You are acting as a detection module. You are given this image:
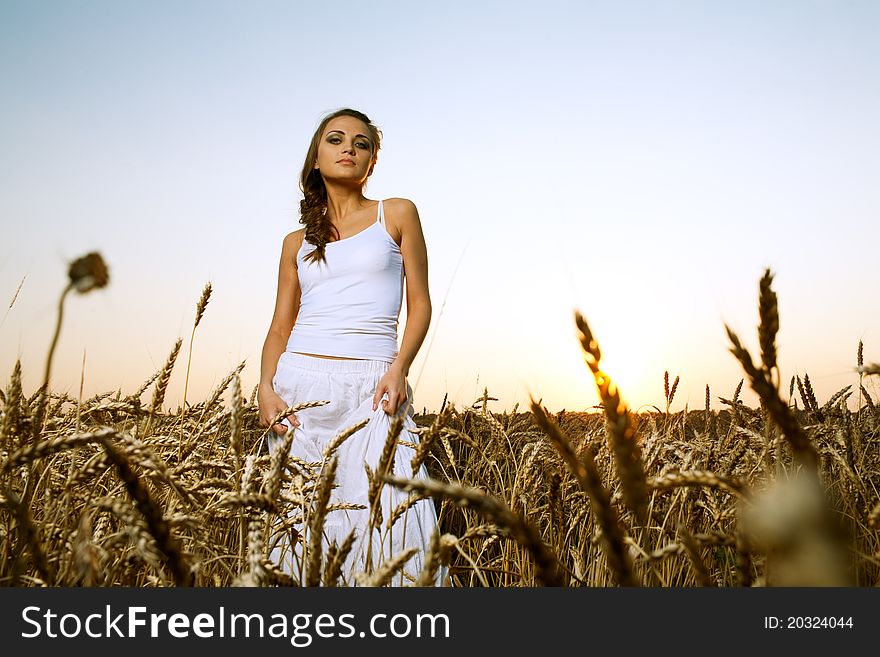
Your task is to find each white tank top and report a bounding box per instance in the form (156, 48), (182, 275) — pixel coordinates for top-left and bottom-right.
(285, 199), (403, 363)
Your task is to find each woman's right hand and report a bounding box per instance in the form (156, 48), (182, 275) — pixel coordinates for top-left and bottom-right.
(257, 387), (300, 436)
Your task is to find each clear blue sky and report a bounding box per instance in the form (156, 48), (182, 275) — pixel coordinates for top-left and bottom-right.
(2, 0), (878, 413)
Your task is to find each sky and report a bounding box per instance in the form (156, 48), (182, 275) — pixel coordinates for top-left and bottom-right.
(1, 0), (878, 415)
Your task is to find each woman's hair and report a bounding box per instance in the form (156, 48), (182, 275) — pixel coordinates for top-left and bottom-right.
(299, 108), (383, 264)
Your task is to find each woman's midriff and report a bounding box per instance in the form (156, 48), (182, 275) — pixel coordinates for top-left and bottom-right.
(291, 351), (367, 361)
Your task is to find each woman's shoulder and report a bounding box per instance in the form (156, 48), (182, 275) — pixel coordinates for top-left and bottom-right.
(382, 197), (418, 213)
(382, 197), (421, 228)
(380, 198), (424, 248)
(283, 228), (306, 248)
(281, 229), (307, 265)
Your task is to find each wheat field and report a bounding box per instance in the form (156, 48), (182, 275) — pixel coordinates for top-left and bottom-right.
(1, 256), (878, 586)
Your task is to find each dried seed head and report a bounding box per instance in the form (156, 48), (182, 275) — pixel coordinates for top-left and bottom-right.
(732, 379), (743, 405)
(668, 375), (680, 406)
(574, 311), (601, 368)
(68, 252), (109, 294)
(194, 282), (212, 328)
(758, 268), (779, 373)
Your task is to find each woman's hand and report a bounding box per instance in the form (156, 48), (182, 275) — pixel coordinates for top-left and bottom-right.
(257, 386), (300, 435)
(373, 366), (408, 415)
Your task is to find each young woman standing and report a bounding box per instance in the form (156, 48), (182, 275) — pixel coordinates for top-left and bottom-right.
(257, 108), (443, 586)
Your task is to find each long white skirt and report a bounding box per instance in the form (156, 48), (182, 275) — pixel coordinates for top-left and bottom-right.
(268, 351), (445, 586)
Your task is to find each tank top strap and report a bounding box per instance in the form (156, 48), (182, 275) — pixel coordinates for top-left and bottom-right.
(377, 199), (385, 227)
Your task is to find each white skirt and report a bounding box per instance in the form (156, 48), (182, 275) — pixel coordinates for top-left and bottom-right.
(268, 351), (445, 586)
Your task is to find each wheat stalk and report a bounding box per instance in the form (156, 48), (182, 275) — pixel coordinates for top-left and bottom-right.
(382, 474), (564, 586)
(306, 455), (338, 587)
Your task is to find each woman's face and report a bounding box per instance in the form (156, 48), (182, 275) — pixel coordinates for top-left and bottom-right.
(315, 115), (375, 185)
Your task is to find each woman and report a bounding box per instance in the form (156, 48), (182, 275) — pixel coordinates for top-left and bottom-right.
(257, 108), (444, 586)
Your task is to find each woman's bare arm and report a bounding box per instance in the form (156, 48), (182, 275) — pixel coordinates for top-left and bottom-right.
(259, 229), (304, 393)
(373, 198), (431, 413)
(392, 198), (431, 376)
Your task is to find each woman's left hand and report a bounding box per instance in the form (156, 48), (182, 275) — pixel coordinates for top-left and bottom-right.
(373, 366), (408, 415)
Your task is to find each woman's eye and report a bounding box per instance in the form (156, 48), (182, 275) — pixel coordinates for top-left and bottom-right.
(357, 142), (369, 149)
